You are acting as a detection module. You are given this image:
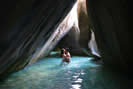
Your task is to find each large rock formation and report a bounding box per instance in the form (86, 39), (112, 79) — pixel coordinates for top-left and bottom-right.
(86, 0), (129, 72)
(0, 0), (76, 79)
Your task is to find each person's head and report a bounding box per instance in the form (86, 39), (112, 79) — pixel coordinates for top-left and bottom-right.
(65, 51), (68, 54)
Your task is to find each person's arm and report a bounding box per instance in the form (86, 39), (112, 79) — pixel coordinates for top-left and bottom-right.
(62, 53), (66, 58)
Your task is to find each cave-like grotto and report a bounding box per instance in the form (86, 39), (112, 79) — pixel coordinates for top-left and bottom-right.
(0, 0), (130, 89)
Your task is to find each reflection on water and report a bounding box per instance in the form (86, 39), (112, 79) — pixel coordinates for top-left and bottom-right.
(74, 78), (83, 83)
(0, 56), (131, 89)
(72, 84), (81, 89)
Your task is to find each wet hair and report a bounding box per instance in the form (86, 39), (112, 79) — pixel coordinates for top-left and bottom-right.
(65, 48), (69, 51)
(61, 48), (64, 54)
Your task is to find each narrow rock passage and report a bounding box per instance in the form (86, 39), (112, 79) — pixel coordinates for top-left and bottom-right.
(0, 56), (130, 89)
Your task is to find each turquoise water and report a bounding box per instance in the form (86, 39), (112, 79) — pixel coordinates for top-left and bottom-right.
(0, 56), (130, 89)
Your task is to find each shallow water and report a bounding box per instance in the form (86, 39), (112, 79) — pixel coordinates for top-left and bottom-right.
(0, 56), (130, 89)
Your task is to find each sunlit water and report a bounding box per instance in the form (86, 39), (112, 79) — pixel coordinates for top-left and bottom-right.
(0, 56), (130, 89)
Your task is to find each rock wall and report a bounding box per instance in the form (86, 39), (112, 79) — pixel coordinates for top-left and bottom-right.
(77, 0), (91, 49)
(86, 0), (129, 72)
(0, 0), (76, 79)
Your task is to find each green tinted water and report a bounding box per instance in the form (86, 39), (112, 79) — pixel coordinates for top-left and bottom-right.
(0, 56), (130, 89)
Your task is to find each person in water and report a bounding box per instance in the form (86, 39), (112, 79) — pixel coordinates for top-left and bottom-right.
(61, 48), (71, 65)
